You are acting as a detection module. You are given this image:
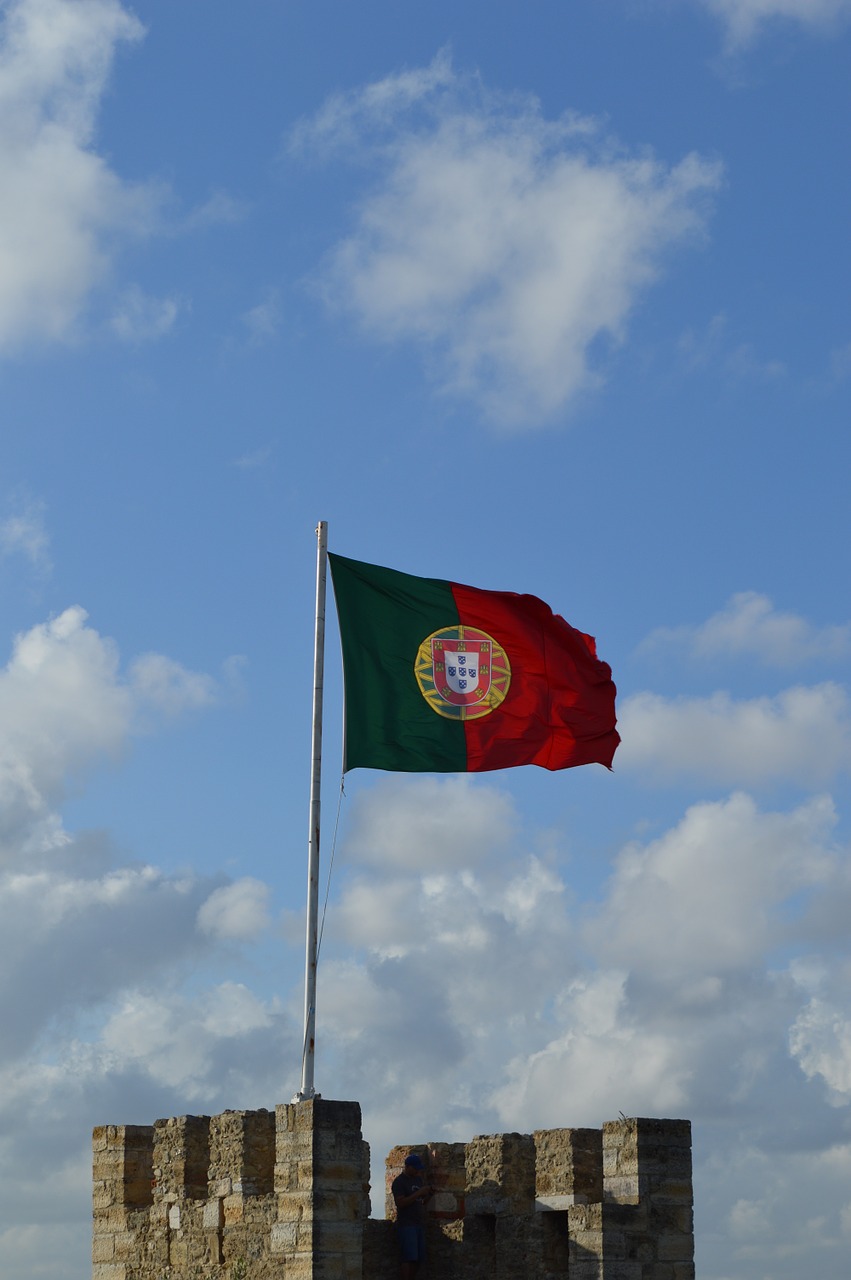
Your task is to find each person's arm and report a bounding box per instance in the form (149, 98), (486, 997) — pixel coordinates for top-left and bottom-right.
(394, 1182), (434, 1208)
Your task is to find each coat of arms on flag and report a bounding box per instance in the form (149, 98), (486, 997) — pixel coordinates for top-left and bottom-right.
(414, 625), (511, 721)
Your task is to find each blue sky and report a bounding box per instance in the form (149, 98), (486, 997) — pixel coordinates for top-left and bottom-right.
(1, 1), (850, 1276)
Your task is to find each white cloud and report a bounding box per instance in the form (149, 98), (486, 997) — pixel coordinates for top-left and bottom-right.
(99, 983), (278, 1095)
(332, 783), (804, 1130)
(0, 0), (160, 351)
(110, 285), (181, 342)
(0, 969), (293, 1274)
(491, 971), (693, 1129)
(233, 444), (274, 469)
(241, 292), (281, 345)
(841, 1199), (851, 1236)
(197, 877), (271, 941)
(0, 607), (131, 855)
(130, 651), (217, 715)
(618, 683), (851, 785)
(0, 606), (218, 859)
(678, 313), (787, 381)
(0, 496), (50, 570)
(308, 778), (579, 1146)
(289, 47), (456, 157)
(643, 591), (851, 666)
(0, 1224), (90, 1280)
(790, 997), (851, 1102)
(592, 791), (837, 977)
(0, 855), (214, 1061)
(725, 341), (786, 380)
(182, 189), (248, 230)
(701, 1143), (851, 1271)
(296, 54), (722, 427)
(699, 0), (851, 48)
(830, 339), (851, 381)
(342, 774), (518, 872)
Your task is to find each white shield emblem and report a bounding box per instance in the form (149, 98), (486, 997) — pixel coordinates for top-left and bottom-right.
(431, 636), (492, 706)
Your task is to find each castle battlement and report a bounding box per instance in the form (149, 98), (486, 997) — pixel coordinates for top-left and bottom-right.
(92, 1100), (693, 1279)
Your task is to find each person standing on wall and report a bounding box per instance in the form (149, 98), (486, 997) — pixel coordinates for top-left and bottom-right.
(391, 1153), (435, 1279)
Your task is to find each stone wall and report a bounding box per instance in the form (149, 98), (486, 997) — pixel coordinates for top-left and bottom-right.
(93, 1103), (693, 1279)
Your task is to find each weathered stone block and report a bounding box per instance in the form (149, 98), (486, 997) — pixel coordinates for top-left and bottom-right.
(658, 1233), (696, 1262)
(94, 1206), (132, 1233)
(270, 1220), (296, 1253)
(604, 1174), (644, 1204)
(315, 1161), (364, 1188)
(153, 1114), (211, 1202)
(597, 1263), (642, 1280)
(91, 1234), (115, 1263)
(316, 1220), (362, 1253)
(466, 1133), (535, 1215)
(535, 1126), (603, 1204)
(569, 1262), (604, 1280)
(92, 1264), (127, 1280)
(223, 1193), (244, 1224)
(277, 1188), (312, 1221)
(111, 1230), (139, 1263)
(92, 1186), (116, 1212)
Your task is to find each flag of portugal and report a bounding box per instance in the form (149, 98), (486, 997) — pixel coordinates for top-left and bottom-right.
(329, 553), (620, 775)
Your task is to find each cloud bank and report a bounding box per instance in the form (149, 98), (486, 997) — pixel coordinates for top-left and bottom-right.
(316, 773), (851, 1279)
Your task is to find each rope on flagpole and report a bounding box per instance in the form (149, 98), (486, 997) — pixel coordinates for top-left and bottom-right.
(296, 772), (345, 1086)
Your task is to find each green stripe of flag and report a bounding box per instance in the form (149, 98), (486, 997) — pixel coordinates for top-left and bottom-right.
(329, 553), (468, 772)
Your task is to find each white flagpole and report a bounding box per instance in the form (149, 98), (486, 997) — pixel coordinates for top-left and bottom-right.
(295, 519), (328, 1101)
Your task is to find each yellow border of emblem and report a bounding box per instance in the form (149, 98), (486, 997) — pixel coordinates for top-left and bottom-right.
(414, 625), (511, 721)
